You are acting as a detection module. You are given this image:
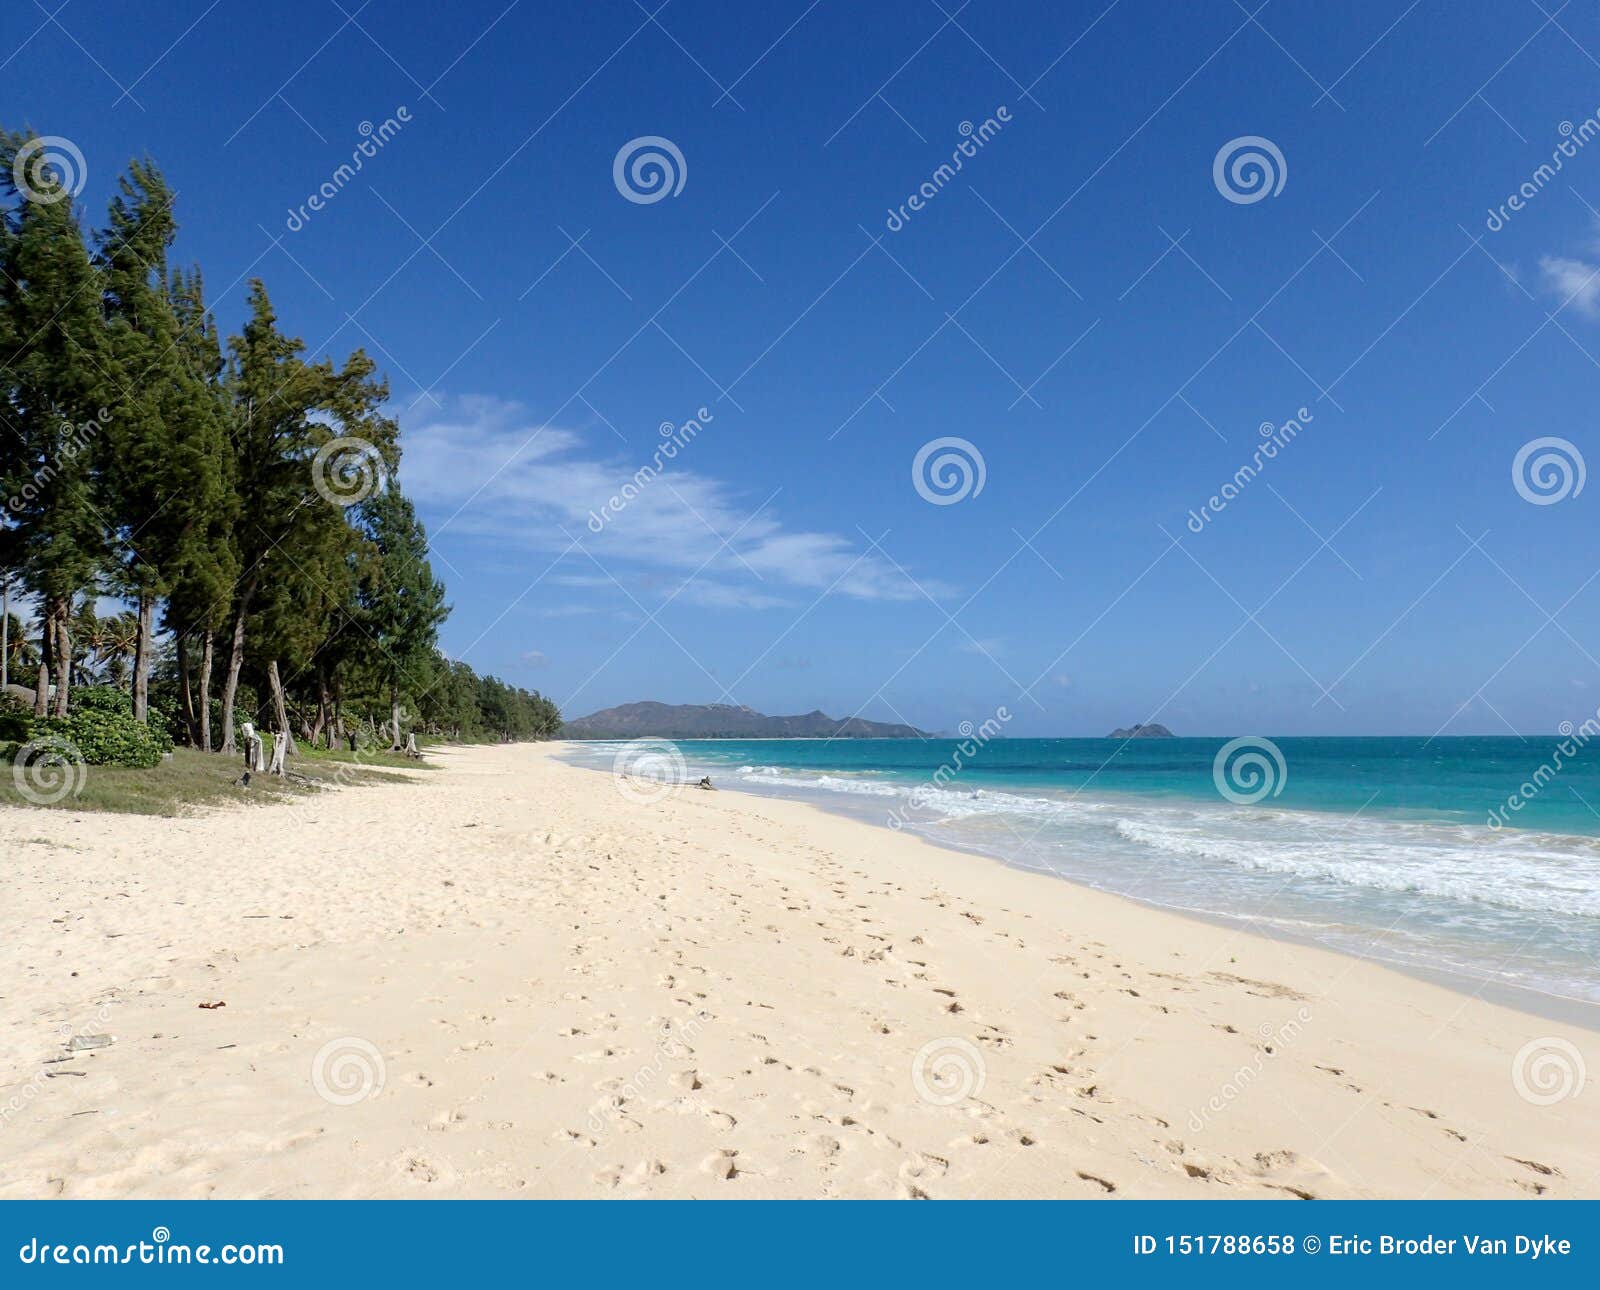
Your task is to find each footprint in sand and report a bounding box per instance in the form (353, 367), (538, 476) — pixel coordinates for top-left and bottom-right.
(701, 1149), (739, 1179)
(898, 1152), (948, 1187)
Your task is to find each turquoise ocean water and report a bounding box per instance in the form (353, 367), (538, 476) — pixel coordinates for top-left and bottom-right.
(563, 736), (1600, 1012)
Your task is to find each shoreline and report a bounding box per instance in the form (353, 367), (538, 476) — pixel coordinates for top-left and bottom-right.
(2, 742), (1594, 1198)
(560, 745), (1600, 1031)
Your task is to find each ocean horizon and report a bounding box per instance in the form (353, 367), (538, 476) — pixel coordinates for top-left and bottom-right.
(567, 735), (1600, 1014)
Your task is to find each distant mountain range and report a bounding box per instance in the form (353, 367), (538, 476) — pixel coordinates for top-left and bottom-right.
(561, 701), (930, 740)
(1108, 723), (1175, 738)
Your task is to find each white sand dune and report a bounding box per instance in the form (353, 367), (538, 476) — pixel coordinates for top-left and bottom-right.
(1, 742), (1594, 1199)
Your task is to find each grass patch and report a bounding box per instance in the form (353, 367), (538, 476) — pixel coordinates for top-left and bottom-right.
(295, 742), (440, 771)
(0, 743), (421, 818)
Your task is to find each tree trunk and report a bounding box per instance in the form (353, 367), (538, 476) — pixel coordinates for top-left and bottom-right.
(34, 616), (51, 718)
(311, 666), (331, 748)
(132, 592), (154, 723)
(389, 683), (402, 751)
(267, 658), (296, 755)
(330, 679), (343, 751)
(219, 578), (255, 756)
(198, 630), (215, 754)
(51, 598), (71, 718)
(177, 632), (195, 740)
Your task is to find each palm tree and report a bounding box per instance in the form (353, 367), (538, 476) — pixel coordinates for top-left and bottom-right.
(2, 610), (38, 693)
(96, 612), (140, 687)
(70, 603), (107, 686)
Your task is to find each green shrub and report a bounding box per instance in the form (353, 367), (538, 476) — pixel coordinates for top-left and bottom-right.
(40, 708), (167, 768)
(0, 693), (34, 744)
(72, 685), (132, 716)
(69, 686), (176, 752)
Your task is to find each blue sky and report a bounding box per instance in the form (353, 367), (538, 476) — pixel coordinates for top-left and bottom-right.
(7, 0), (1600, 736)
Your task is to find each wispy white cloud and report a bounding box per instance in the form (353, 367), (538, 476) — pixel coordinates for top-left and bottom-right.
(532, 604), (604, 618)
(1538, 218), (1600, 317)
(399, 395), (942, 605)
(1539, 254), (1600, 316)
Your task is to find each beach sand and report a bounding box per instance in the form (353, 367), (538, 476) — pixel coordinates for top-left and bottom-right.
(1, 741), (1594, 1199)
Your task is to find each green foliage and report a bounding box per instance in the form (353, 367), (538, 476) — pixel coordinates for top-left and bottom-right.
(71, 683), (176, 749)
(41, 706), (167, 767)
(71, 683), (133, 716)
(0, 691), (32, 742)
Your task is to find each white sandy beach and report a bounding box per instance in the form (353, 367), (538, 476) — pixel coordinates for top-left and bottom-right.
(1, 741), (1594, 1199)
